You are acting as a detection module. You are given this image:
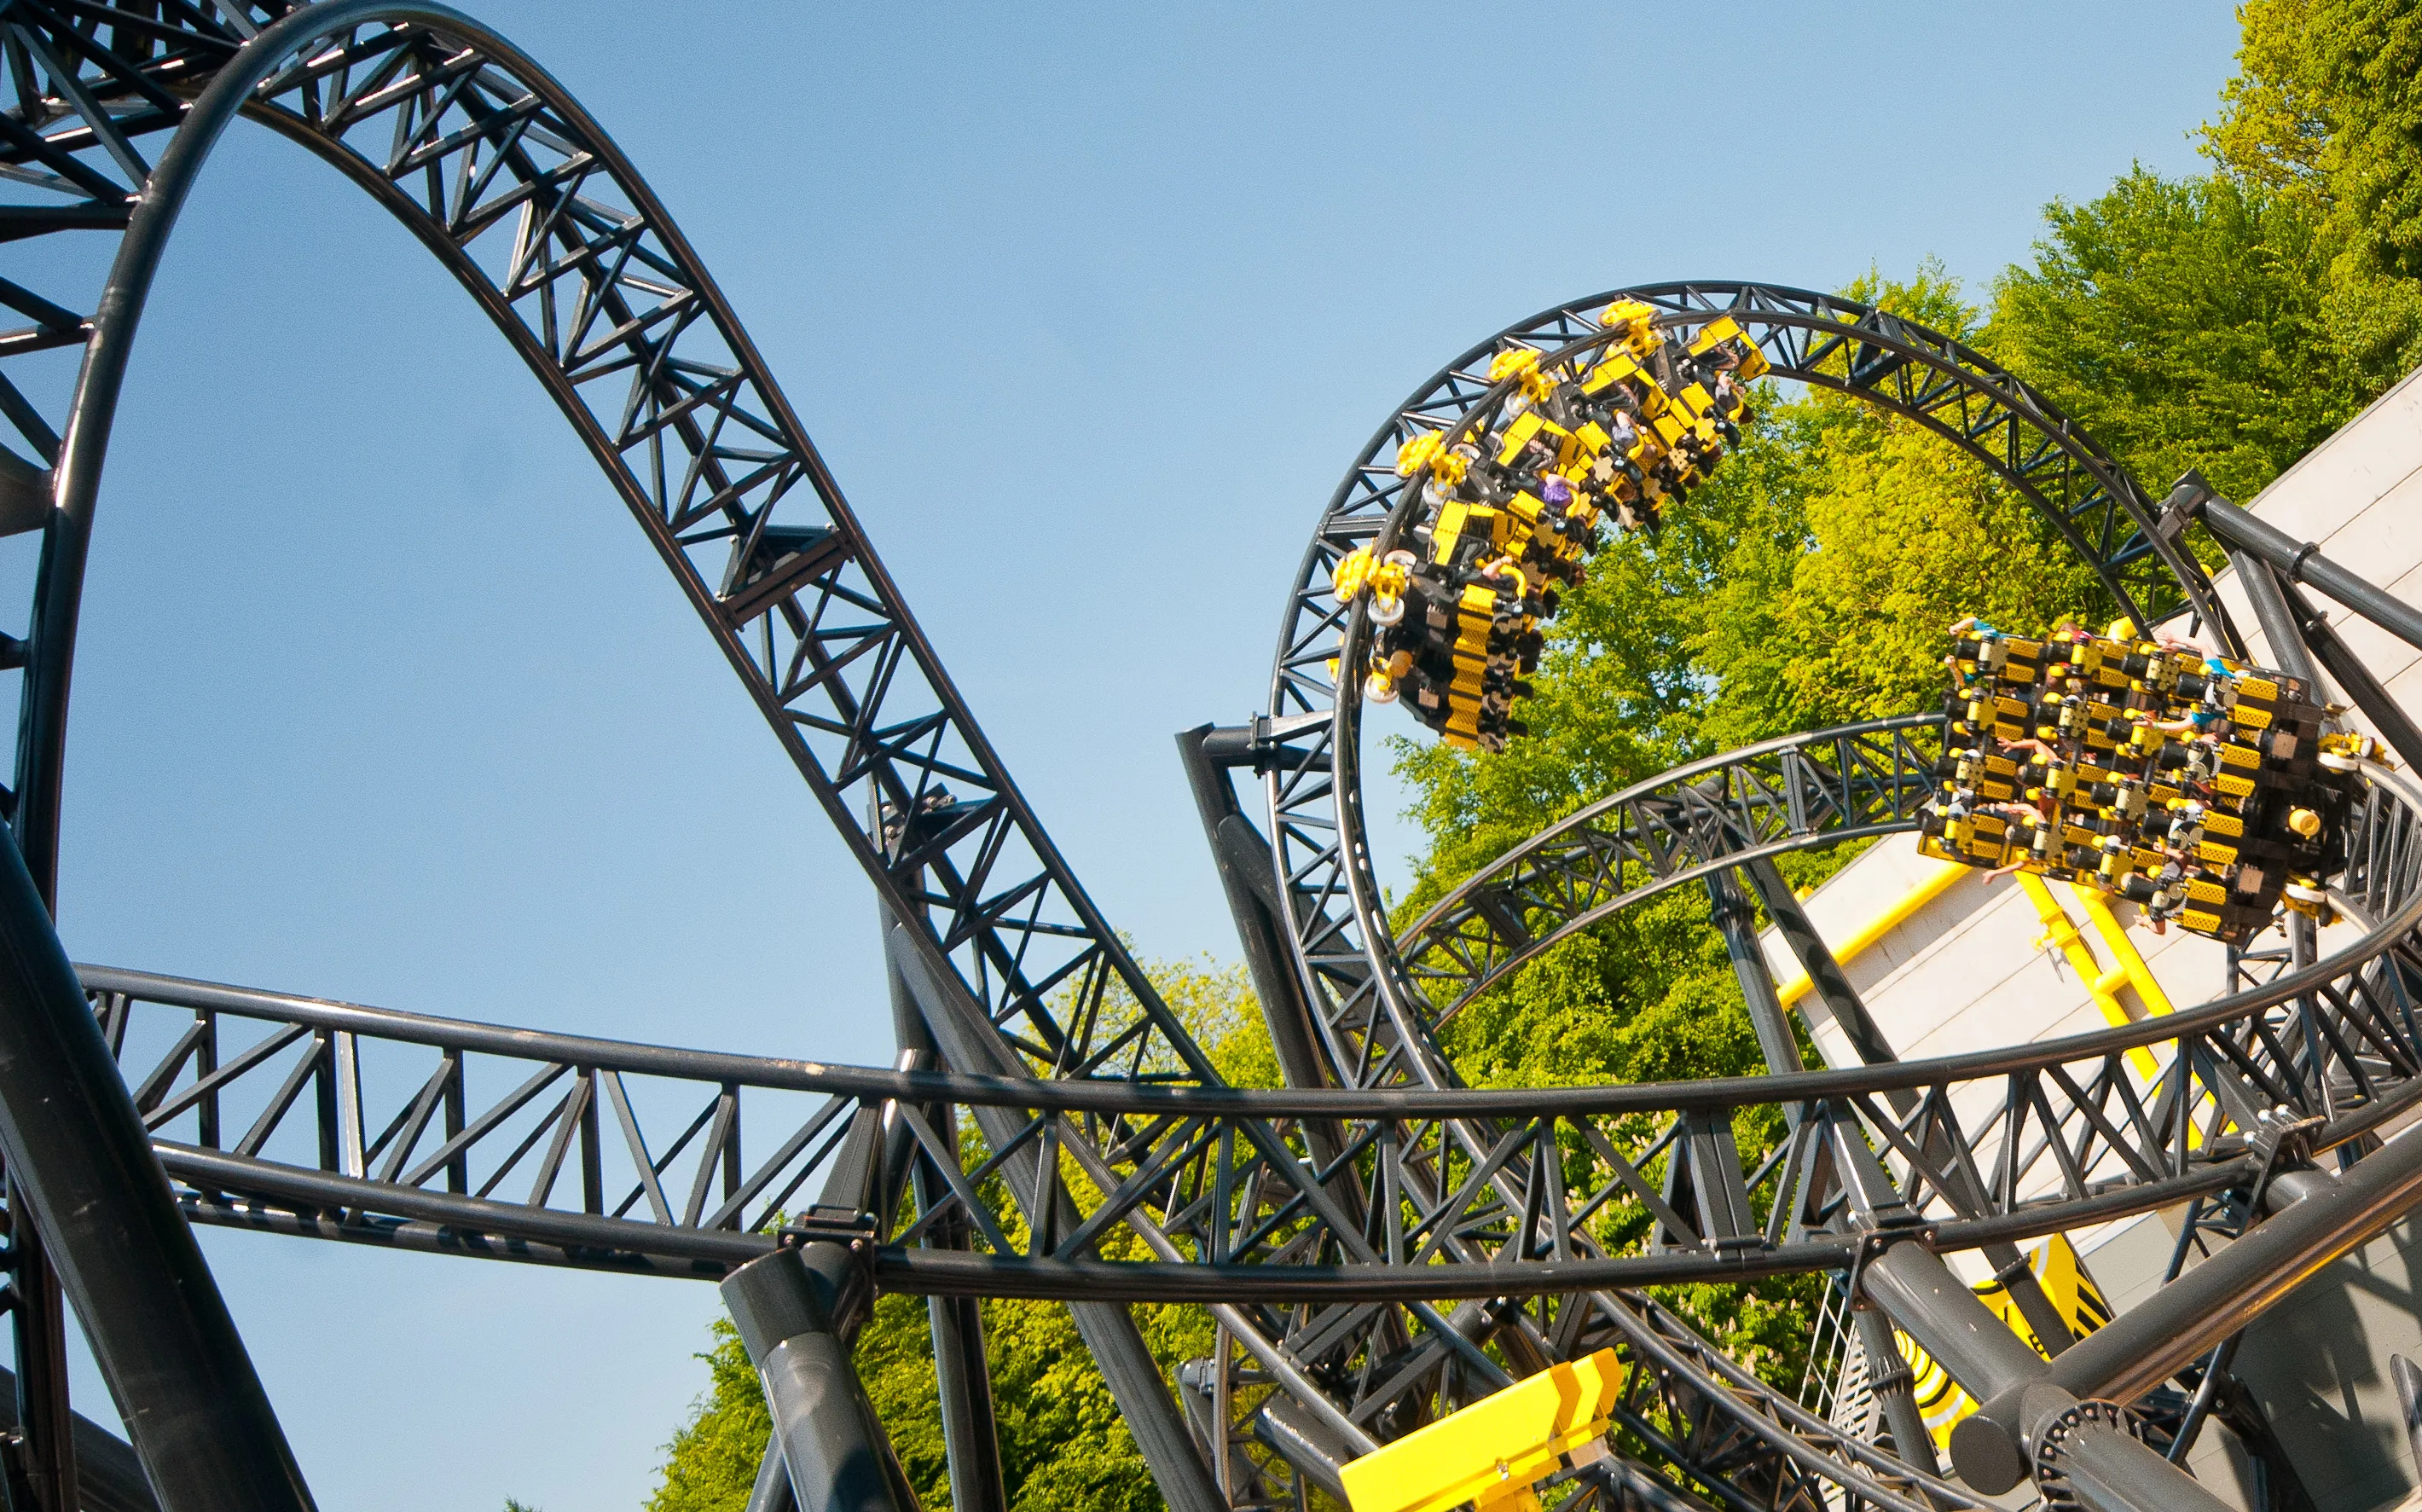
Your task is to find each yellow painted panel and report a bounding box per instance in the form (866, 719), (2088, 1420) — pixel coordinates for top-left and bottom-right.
(1341, 1349), (1625, 1512)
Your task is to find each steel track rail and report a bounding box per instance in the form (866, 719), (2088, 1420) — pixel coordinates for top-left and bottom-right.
(1264, 282), (2246, 1104)
(0, 6), (1242, 1505)
(76, 750), (2422, 1301)
(79, 746), (2422, 1512)
(1392, 713), (1943, 1057)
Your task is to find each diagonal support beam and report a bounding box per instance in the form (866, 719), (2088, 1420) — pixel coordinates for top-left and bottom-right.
(1700, 866), (1939, 1476)
(883, 924), (1227, 1512)
(1177, 724), (1330, 1094)
(882, 904), (1006, 1512)
(1738, 856), (2077, 1358)
(0, 814), (311, 1512)
(721, 1244), (919, 1512)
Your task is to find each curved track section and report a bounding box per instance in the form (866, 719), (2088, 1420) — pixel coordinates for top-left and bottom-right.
(1264, 283), (2243, 1098)
(1394, 712), (1940, 1067)
(0, 8), (1243, 1506)
(0, 0), (1220, 1112)
(84, 759), (2422, 1290)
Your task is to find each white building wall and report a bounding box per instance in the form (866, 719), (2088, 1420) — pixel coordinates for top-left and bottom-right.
(1768, 364), (2422, 1510)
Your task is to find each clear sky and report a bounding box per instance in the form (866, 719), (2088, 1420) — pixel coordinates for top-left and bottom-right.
(34, 3), (2243, 1507)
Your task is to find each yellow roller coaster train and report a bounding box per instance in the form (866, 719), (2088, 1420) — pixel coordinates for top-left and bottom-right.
(1918, 619), (2374, 943)
(1332, 300), (1767, 751)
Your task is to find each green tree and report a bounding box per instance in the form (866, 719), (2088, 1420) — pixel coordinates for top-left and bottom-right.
(2206, 0), (2422, 388)
(1989, 168), (2354, 505)
(646, 1320), (772, 1512)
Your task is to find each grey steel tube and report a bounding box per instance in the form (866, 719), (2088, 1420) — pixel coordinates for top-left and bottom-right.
(1956, 1119), (2422, 1490)
(721, 1244), (919, 1512)
(1735, 860), (2074, 1356)
(1704, 867), (1944, 1474)
(1849, 1307), (1941, 1480)
(746, 1442), (798, 1512)
(1738, 857), (1905, 1074)
(881, 909), (1007, 1512)
(1251, 1392), (1353, 1502)
(1176, 724), (1333, 1092)
(2274, 577), (2422, 772)
(2193, 490), (2422, 656)
(919, 1231), (1005, 1512)
(0, 1362), (156, 1512)
(2231, 553), (2328, 694)
(1858, 1239), (2047, 1407)
(0, 825), (311, 1511)
(2048, 1131), (2422, 1411)
(2059, 1421), (2238, 1512)
(882, 924), (1231, 1512)
(1704, 869), (1803, 1078)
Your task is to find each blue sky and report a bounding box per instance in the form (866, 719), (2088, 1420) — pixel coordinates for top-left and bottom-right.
(34, 3), (2241, 1506)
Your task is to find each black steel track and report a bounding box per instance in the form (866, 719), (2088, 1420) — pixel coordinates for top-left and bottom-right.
(0, 5), (1250, 1506)
(1244, 284), (2415, 1509)
(0, 9), (2401, 1511)
(1262, 283), (2245, 1102)
(75, 736), (2422, 1512)
(78, 752), (2422, 1299)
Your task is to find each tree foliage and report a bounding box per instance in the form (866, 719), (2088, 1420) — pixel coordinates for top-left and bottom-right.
(1994, 0), (2422, 511)
(646, 1319), (773, 1512)
(1990, 169), (2351, 515)
(2206, 0), (2422, 387)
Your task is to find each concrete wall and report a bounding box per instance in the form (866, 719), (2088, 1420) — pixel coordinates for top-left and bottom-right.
(1780, 364), (2422, 1509)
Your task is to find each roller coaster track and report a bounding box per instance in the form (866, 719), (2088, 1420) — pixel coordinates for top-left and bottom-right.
(0, 6), (1272, 1509)
(1261, 283), (2246, 1102)
(84, 757), (2422, 1287)
(40, 746), (2417, 1509)
(0, 7), (2409, 1511)
(1228, 282), (2422, 1508)
(1391, 713), (1944, 1075)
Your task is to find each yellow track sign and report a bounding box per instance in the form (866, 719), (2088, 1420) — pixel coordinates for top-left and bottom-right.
(1340, 1348), (1625, 1512)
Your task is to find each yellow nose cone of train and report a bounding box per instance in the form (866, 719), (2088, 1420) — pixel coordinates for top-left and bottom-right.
(1340, 1348), (1625, 1512)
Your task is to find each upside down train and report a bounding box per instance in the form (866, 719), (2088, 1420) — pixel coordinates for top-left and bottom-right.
(1332, 299), (1766, 751)
(1330, 302), (2370, 948)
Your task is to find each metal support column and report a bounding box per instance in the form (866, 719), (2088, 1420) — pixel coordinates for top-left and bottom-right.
(1951, 1116), (2422, 1498)
(2279, 576), (2422, 773)
(721, 1244), (920, 1512)
(1701, 868), (1941, 1475)
(6, 1206), (72, 1512)
(1702, 868), (1802, 1078)
(2212, 487), (2422, 776)
(1694, 912), (2227, 1512)
(1176, 723), (1332, 1092)
(745, 1443), (797, 1512)
(2172, 477), (2422, 656)
(1736, 857), (1903, 1073)
(0, 822), (311, 1512)
(0, 1364), (153, 1512)
(2233, 552), (2329, 694)
(1735, 856), (2077, 1356)
(882, 907), (1007, 1512)
(882, 926), (1226, 1512)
